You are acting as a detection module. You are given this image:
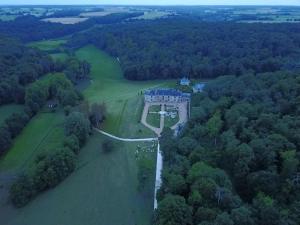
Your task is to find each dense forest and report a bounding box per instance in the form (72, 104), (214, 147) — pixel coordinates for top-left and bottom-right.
(68, 18), (300, 80)
(156, 71), (300, 225)
(0, 12), (142, 42)
(0, 35), (91, 158)
(0, 36), (54, 105)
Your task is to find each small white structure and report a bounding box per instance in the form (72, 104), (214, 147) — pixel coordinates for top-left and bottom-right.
(193, 83), (205, 93)
(180, 77), (190, 86)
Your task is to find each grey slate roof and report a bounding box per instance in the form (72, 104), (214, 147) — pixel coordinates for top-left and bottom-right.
(145, 88), (190, 98)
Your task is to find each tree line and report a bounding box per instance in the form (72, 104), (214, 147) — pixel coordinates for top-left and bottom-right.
(0, 34), (92, 157)
(0, 73), (81, 157)
(0, 12), (143, 42)
(155, 71), (300, 225)
(68, 18), (300, 80)
(0, 36), (55, 106)
(10, 101), (107, 207)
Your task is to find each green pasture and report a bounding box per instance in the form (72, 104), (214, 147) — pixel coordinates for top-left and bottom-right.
(0, 133), (156, 225)
(146, 112), (161, 129)
(0, 104), (24, 125)
(134, 11), (171, 20)
(75, 45), (176, 135)
(0, 15), (17, 21)
(50, 53), (69, 61)
(0, 44), (167, 225)
(164, 113), (179, 128)
(0, 112), (65, 172)
(28, 39), (67, 51)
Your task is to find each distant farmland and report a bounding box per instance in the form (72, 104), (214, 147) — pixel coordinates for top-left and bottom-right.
(42, 17), (88, 24)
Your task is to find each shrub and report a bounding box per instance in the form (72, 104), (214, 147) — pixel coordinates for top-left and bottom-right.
(10, 148), (76, 207)
(5, 112), (30, 138)
(10, 174), (36, 208)
(102, 139), (115, 153)
(0, 126), (12, 156)
(64, 135), (80, 154)
(64, 112), (91, 146)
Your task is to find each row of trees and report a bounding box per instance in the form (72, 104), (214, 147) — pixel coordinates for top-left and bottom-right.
(155, 71), (300, 225)
(10, 111), (91, 207)
(0, 12), (143, 42)
(10, 100), (108, 207)
(61, 57), (91, 84)
(0, 74), (81, 157)
(68, 18), (300, 80)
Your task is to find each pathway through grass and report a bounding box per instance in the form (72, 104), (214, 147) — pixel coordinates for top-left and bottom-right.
(0, 133), (156, 225)
(75, 45), (176, 135)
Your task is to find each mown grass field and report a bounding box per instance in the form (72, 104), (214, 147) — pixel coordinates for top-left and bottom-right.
(164, 113), (179, 128)
(75, 45), (176, 135)
(50, 52), (69, 61)
(41, 17), (88, 24)
(28, 39), (67, 51)
(146, 105), (161, 128)
(0, 44), (163, 225)
(0, 111), (65, 172)
(0, 104), (24, 125)
(1, 133), (156, 225)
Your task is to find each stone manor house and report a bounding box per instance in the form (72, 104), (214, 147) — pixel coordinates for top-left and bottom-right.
(144, 88), (191, 103)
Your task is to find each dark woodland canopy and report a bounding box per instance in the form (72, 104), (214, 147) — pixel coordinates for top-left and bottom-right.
(69, 18), (300, 80)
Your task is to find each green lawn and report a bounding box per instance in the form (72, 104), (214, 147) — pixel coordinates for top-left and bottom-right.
(75, 45), (175, 135)
(50, 53), (69, 61)
(0, 15), (17, 21)
(149, 105), (161, 112)
(164, 106), (179, 128)
(146, 105), (161, 128)
(28, 39), (67, 51)
(0, 104), (24, 125)
(0, 44), (169, 225)
(164, 114), (179, 128)
(0, 133), (156, 225)
(146, 112), (161, 128)
(0, 112), (65, 172)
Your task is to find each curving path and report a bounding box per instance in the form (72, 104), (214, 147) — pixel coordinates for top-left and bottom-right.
(93, 127), (162, 209)
(93, 128), (158, 142)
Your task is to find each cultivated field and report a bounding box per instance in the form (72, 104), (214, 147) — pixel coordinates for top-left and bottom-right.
(42, 17), (88, 24)
(134, 11), (172, 20)
(80, 7), (130, 17)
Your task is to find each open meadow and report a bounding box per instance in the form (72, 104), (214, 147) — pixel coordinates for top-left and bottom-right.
(75, 45), (176, 136)
(28, 39), (67, 51)
(0, 42), (167, 225)
(0, 111), (65, 172)
(0, 133), (156, 225)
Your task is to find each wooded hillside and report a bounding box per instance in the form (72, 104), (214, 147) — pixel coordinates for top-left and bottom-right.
(156, 71), (300, 225)
(68, 18), (300, 80)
